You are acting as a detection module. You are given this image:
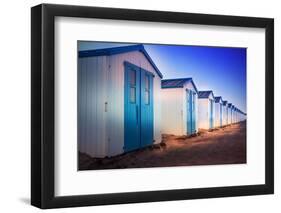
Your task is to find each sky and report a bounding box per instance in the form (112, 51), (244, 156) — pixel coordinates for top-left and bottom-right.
(79, 41), (247, 113)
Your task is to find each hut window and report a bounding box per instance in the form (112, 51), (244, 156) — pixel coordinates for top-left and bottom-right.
(129, 69), (136, 103)
(130, 69), (136, 85)
(145, 74), (149, 90)
(130, 87), (136, 103)
(145, 91), (149, 104)
(145, 75), (150, 105)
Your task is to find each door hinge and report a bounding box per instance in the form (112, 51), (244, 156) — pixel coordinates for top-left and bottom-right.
(105, 102), (108, 112)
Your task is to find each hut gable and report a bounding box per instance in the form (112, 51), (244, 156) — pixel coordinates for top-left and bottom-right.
(198, 90), (215, 100)
(214, 96), (223, 104)
(161, 78), (198, 93)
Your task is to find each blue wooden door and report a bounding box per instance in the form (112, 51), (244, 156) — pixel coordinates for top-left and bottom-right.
(140, 71), (154, 147)
(220, 104), (222, 127)
(209, 100), (214, 129)
(124, 62), (154, 152)
(187, 90), (196, 134)
(124, 63), (141, 152)
(186, 90), (192, 134)
(191, 92), (196, 133)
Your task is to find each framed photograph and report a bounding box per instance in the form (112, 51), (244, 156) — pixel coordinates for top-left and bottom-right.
(31, 3), (274, 209)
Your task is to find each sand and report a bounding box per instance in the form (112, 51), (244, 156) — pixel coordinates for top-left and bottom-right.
(79, 121), (246, 170)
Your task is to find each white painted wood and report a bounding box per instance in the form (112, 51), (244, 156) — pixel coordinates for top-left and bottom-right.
(78, 56), (108, 158)
(161, 88), (184, 135)
(78, 50), (162, 158)
(198, 93), (215, 130)
(227, 106), (231, 124)
(161, 81), (198, 136)
(222, 104), (228, 125)
(231, 107), (234, 124)
(183, 82), (198, 134)
(198, 99), (209, 129)
(214, 99), (223, 128)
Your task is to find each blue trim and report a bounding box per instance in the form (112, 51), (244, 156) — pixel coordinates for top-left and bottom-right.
(79, 45), (142, 57)
(190, 79), (199, 94)
(141, 47), (163, 78)
(186, 90), (191, 134)
(161, 86), (183, 89)
(140, 69), (154, 147)
(79, 44), (163, 78)
(186, 90), (197, 134)
(161, 85), (184, 89)
(209, 99), (214, 128)
(124, 61), (154, 152)
(124, 62), (141, 152)
(162, 77), (192, 82)
(220, 104), (222, 127)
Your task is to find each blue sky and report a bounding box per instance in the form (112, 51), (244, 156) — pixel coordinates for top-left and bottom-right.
(79, 41), (246, 113)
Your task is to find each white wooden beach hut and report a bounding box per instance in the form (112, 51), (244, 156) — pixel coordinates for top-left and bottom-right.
(161, 78), (199, 136)
(236, 108), (240, 122)
(214, 96), (223, 128)
(240, 110), (247, 122)
(231, 105), (235, 123)
(231, 108), (246, 123)
(236, 109), (242, 122)
(235, 107), (240, 123)
(222, 100), (228, 125)
(78, 45), (163, 158)
(227, 103), (233, 124)
(239, 109), (243, 122)
(243, 112), (247, 121)
(234, 107), (238, 123)
(198, 91), (215, 130)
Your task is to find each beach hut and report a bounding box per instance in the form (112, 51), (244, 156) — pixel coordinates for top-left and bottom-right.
(222, 100), (228, 125)
(243, 112), (247, 121)
(161, 78), (198, 136)
(235, 107), (239, 123)
(234, 107), (238, 123)
(78, 45), (163, 157)
(214, 96), (223, 128)
(237, 109), (241, 122)
(231, 105), (235, 123)
(227, 103), (232, 124)
(240, 110), (246, 121)
(198, 91), (215, 130)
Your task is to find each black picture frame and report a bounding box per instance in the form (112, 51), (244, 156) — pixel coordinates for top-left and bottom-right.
(31, 3), (274, 209)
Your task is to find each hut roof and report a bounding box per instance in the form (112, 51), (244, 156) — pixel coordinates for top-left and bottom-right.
(161, 78), (198, 93)
(214, 96), (223, 103)
(79, 44), (163, 78)
(198, 90), (214, 99)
